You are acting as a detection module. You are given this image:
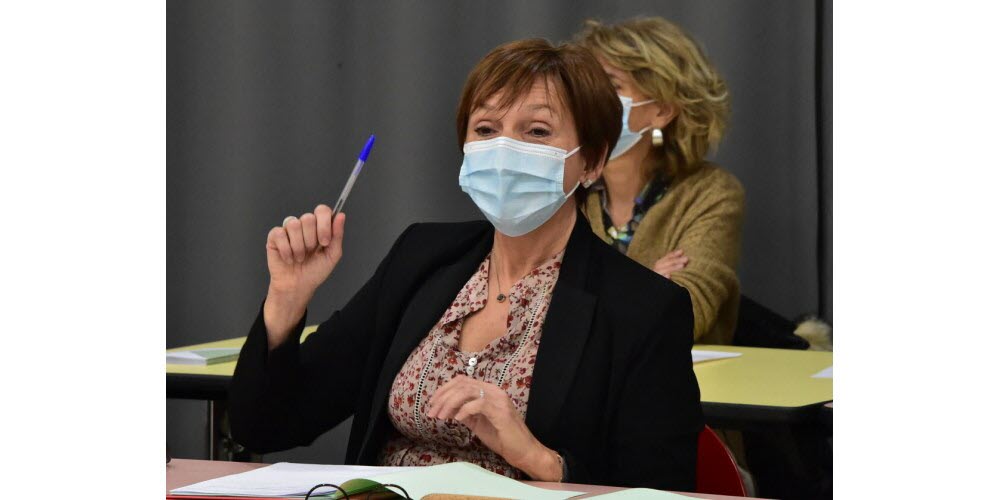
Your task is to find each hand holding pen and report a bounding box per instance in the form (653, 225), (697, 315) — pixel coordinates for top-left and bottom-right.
(261, 135), (375, 348)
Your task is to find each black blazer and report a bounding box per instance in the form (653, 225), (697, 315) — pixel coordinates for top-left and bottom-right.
(229, 213), (703, 490)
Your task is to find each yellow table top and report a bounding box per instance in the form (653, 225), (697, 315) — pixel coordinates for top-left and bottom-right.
(166, 326), (318, 377)
(694, 344), (832, 408)
(167, 331), (831, 409)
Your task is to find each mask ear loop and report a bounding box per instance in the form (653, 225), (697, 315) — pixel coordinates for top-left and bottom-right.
(629, 99), (656, 136)
(564, 179), (582, 200)
(562, 146), (584, 199)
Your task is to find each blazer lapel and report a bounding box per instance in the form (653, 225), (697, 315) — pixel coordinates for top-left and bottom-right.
(525, 213), (598, 439)
(358, 226), (493, 457)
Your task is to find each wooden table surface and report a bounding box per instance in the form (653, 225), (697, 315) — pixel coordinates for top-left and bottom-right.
(166, 459), (754, 499)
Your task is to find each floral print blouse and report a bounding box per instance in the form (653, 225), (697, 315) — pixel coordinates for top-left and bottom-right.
(377, 250), (564, 478)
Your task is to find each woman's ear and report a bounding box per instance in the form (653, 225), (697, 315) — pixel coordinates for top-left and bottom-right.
(583, 146), (608, 186)
(651, 102), (678, 130)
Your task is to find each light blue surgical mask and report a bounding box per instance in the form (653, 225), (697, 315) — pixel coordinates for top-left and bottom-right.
(459, 137), (582, 237)
(609, 95), (655, 160)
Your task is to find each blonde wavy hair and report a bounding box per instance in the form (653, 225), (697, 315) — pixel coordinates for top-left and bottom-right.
(578, 17), (730, 177)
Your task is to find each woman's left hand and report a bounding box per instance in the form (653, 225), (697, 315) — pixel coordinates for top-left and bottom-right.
(426, 375), (560, 481)
(654, 249), (689, 279)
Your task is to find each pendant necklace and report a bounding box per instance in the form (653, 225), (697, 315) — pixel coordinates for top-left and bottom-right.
(458, 252), (508, 379)
(493, 251), (508, 302)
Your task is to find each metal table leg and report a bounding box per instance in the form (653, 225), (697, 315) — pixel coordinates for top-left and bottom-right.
(207, 400), (218, 460)
(207, 399), (260, 462)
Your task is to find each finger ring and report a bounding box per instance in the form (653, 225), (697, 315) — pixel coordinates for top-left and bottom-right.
(478, 388), (485, 399)
(282, 216), (296, 227)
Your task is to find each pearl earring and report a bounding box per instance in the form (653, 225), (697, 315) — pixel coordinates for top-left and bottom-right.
(652, 128), (664, 147)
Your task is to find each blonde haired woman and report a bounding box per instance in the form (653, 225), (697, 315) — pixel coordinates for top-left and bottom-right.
(577, 17), (743, 345)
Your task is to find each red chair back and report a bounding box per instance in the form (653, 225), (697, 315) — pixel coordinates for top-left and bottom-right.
(696, 425), (747, 496)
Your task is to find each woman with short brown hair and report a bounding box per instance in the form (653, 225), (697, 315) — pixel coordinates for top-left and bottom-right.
(229, 38), (703, 491)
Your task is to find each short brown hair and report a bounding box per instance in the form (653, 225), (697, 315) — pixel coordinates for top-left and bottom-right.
(579, 18), (731, 177)
(456, 39), (622, 172)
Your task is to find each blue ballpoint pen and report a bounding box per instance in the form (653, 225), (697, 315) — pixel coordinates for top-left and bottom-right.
(333, 134), (376, 215)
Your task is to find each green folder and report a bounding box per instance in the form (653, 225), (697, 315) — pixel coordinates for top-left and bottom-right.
(368, 462), (583, 499)
(166, 347), (241, 365)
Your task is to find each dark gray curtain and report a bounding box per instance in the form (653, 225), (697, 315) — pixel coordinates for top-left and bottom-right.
(818, 0), (833, 322)
(167, 0), (832, 462)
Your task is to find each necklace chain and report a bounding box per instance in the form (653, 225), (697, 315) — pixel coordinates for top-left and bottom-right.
(413, 254), (555, 438)
(492, 251), (508, 302)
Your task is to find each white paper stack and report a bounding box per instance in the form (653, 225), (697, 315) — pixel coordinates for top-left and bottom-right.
(170, 461), (584, 499)
(171, 462), (410, 497)
(691, 350), (742, 364)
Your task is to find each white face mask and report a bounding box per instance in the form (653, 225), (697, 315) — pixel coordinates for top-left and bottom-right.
(609, 95), (655, 160)
(459, 137), (581, 237)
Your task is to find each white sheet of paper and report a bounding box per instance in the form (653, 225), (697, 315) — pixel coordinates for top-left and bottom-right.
(691, 350), (742, 364)
(164, 351), (204, 362)
(812, 366), (833, 378)
(170, 462), (411, 496)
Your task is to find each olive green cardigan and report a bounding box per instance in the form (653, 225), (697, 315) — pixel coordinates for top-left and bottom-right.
(583, 164), (745, 345)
